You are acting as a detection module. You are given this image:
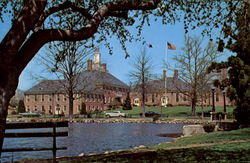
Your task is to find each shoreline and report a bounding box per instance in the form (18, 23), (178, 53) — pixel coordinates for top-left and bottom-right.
(6, 117), (211, 124)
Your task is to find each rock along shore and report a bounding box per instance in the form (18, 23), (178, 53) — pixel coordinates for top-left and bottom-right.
(6, 117), (210, 124)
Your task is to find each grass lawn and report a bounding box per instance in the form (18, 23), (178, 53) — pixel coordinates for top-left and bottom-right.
(104, 106), (235, 118)
(148, 127), (250, 150)
(145, 127), (250, 162)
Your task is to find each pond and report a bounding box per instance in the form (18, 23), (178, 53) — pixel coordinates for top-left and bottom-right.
(1, 122), (186, 162)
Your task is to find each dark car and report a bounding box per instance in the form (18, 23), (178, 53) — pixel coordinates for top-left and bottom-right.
(140, 111), (160, 117)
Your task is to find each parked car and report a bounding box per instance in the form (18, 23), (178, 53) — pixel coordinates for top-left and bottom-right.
(105, 111), (126, 118)
(140, 111), (160, 117)
(19, 110), (45, 117)
(19, 112), (41, 117)
(32, 110), (45, 115)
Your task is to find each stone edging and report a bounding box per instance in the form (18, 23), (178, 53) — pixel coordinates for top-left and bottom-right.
(6, 117), (211, 124)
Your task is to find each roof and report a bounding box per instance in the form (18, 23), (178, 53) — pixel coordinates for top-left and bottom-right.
(134, 77), (190, 93)
(25, 70), (128, 95)
(25, 80), (64, 94)
(78, 70), (128, 88)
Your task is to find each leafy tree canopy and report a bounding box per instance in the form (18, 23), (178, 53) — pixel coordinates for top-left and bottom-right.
(208, 2), (250, 126)
(0, 0), (246, 58)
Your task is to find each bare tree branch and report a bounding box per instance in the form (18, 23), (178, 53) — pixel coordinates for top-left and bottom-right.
(16, 0), (160, 74)
(173, 35), (220, 115)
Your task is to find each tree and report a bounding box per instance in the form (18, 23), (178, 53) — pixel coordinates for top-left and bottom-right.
(130, 48), (154, 117)
(123, 92), (132, 110)
(0, 0), (246, 156)
(173, 35), (220, 116)
(38, 41), (92, 117)
(0, 1), (161, 153)
(208, 2), (250, 126)
(80, 102), (87, 115)
(9, 89), (24, 110)
(9, 96), (19, 109)
(17, 100), (25, 113)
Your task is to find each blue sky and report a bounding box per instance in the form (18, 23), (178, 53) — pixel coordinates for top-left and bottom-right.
(0, 12), (231, 91)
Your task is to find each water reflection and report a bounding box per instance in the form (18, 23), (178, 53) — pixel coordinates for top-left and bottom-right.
(2, 123), (185, 162)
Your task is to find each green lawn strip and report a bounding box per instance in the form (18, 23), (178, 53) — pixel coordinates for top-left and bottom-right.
(155, 146), (250, 163)
(104, 106), (235, 118)
(203, 141), (250, 151)
(55, 141), (250, 163)
(148, 127), (250, 150)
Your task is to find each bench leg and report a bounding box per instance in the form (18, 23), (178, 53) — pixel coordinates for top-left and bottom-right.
(53, 126), (56, 163)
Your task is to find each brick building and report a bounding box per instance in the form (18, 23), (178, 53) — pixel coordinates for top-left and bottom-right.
(131, 69), (232, 107)
(130, 70), (190, 107)
(24, 49), (232, 115)
(24, 50), (129, 115)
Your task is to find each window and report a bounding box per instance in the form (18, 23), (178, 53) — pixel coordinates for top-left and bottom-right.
(152, 94), (155, 103)
(41, 95), (44, 101)
(176, 93), (179, 102)
(48, 106), (52, 114)
(216, 93), (219, 102)
(57, 94), (60, 101)
(183, 95), (187, 101)
(64, 106), (67, 111)
(49, 95), (52, 101)
(42, 106), (45, 112)
(34, 95), (37, 101)
(63, 95), (67, 101)
(76, 94), (80, 101)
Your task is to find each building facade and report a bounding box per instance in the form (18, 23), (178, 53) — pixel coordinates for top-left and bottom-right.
(24, 49), (232, 115)
(24, 49), (129, 115)
(130, 69), (232, 107)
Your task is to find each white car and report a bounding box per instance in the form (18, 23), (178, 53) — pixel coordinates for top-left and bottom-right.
(105, 111), (126, 118)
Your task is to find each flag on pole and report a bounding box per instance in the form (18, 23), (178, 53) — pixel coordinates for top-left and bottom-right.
(167, 42), (176, 50)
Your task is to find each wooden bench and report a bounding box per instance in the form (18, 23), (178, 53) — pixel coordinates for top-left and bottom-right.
(2, 121), (68, 163)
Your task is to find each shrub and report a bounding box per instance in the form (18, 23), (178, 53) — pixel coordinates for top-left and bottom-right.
(153, 115), (160, 121)
(123, 93), (132, 110)
(203, 124), (215, 132)
(80, 103), (87, 115)
(17, 100), (26, 113)
(11, 110), (17, 115)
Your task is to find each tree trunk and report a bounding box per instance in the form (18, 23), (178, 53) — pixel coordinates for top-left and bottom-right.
(0, 105), (8, 158)
(191, 96), (197, 116)
(68, 89), (74, 118)
(141, 84), (146, 118)
(191, 90), (197, 116)
(0, 82), (17, 157)
(201, 94), (204, 119)
(191, 101), (196, 116)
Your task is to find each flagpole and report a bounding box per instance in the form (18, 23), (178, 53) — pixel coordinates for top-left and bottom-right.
(165, 42), (168, 107)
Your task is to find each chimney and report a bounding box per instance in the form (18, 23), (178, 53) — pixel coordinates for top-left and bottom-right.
(221, 69), (228, 80)
(174, 70), (178, 79)
(87, 60), (92, 71)
(163, 70), (167, 80)
(101, 63), (107, 73)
